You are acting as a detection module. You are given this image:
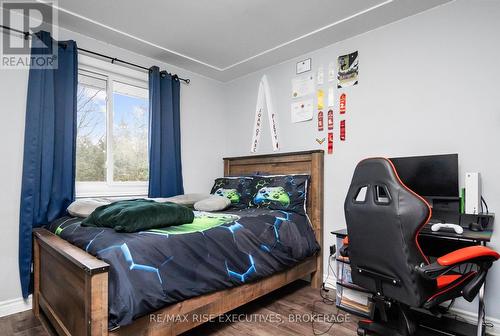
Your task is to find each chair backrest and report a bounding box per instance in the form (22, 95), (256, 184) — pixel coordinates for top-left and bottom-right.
(344, 158), (434, 307)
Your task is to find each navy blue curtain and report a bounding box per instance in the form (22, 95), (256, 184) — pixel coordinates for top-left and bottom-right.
(148, 66), (183, 197)
(19, 31), (78, 298)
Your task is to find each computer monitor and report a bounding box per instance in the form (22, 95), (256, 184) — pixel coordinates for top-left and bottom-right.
(389, 154), (459, 199)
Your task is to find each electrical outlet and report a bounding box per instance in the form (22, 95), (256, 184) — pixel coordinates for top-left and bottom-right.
(329, 244), (336, 256)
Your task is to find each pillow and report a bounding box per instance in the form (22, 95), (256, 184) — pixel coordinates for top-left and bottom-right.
(67, 198), (111, 218)
(148, 193), (211, 208)
(194, 195), (231, 211)
(250, 174), (309, 214)
(210, 177), (253, 209)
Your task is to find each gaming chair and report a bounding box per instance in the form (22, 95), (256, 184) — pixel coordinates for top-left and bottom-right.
(342, 158), (499, 336)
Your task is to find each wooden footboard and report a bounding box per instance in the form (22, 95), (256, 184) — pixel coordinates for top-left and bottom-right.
(33, 228), (317, 336)
(33, 228), (109, 336)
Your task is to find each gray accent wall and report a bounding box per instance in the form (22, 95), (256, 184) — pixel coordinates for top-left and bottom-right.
(221, 0), (500, 319)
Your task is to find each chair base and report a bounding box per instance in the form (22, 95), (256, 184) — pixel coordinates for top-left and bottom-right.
(357, 309), (480, 336)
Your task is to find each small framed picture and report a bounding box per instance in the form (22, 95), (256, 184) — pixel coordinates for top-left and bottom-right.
(296, 58), (311, 74)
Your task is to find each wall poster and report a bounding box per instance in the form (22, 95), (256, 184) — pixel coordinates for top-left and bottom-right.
(337, 51), (359, 88)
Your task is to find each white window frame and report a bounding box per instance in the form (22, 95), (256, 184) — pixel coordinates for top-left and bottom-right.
(76, 55), (149, 198)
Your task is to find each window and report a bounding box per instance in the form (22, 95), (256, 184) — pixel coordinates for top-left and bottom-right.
(76, 56), (149, 197)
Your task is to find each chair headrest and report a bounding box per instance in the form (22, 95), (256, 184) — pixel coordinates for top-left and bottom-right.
(346, 157), (431, 208)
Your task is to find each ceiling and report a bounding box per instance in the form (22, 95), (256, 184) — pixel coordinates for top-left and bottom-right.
(54, 0), (451, 81)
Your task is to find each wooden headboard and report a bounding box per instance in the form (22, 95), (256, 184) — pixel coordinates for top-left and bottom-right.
(223, 150), (324, 287)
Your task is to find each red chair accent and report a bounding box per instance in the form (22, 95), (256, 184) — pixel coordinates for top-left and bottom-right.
(436, 274), (462, 289)
(437, 246), (500, 266)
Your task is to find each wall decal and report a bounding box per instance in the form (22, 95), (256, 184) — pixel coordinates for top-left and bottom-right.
(317, 89), (324, 110)
(318, 111), (324, 131)
(328, 62), (335, 82)
(340, 93), (346, 114)
(328, 132), (334, 154)
(328, 86), (334, 107)
(317, 66), (324, 85)
(316, 137), (326, 145)
(328, 109), (334, 130)
(340, 120), (346, 141)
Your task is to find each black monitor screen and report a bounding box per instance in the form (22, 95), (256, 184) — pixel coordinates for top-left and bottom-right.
(389, 154), (459, 198)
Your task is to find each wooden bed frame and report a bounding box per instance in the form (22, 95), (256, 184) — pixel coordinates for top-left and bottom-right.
(33, 150), (324, 336)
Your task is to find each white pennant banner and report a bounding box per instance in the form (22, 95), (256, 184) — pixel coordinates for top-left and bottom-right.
(250, 75), (280, 153)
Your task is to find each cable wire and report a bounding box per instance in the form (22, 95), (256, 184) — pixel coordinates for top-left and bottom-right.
(311, 250), (345, 335)
(481, 196), (489, 214)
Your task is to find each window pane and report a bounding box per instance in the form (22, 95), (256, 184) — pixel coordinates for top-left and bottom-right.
(112, 82), (149, 182)
(76, 74), (107, 182)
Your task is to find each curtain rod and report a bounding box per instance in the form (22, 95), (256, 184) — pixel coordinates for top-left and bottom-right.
(0, 24), (191, 84)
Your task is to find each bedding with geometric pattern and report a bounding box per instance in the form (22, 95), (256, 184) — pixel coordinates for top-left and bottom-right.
(46, 208), (319, 329)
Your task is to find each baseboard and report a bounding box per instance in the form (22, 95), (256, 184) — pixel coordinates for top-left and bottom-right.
(0, 295), (32, 317)
(323, 272), (336, 290)
(448, 307), (500, 336)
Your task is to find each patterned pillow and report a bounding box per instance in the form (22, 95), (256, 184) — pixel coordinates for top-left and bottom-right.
(210, 177), (254, 209)
(250, 174), (309, 214)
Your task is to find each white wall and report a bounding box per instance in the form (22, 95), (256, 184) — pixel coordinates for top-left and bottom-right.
(222, 0), (500, 319)
(0, 27), (227, 305)
(0, 57), (29, 308)
(2, 0), (500, 324)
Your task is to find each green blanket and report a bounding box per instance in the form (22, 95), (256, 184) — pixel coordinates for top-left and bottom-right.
(81, 199), (194, 233)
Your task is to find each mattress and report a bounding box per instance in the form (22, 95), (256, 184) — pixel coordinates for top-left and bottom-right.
(47, 208), (320, 329)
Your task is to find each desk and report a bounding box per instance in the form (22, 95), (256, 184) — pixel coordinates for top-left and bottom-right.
(422, 210), (494, 244)
(332, 212), (494, 336)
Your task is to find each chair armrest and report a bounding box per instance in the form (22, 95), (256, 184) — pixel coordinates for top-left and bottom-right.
(416, 246), (499, 280)
(437, 246), (499, 266)
(416, 262), (449, 280)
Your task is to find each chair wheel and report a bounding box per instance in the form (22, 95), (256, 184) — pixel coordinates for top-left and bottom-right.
(357, 327), (367, 336)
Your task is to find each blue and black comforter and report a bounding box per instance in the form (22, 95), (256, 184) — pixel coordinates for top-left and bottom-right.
(47, 208), (320, 329)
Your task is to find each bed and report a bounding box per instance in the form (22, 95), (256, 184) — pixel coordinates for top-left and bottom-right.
(33, 150), (324, 336)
